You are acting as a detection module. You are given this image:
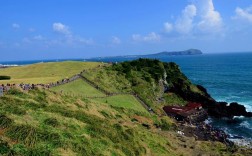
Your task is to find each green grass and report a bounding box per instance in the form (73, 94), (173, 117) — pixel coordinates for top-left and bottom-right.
(0, 86), (249, 156)
(94, 94), (147, 113)
(0, 60), (250, 156)
(0, 61), (102, 84)
(83, 67), (132, 93)
(50, 79), (105, 97)
(163, 93), (187, 106)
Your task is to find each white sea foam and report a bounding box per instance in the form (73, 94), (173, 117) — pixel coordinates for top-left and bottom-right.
(240, 121), (252, 130)
(229, 138), (252, 147)
(0, 64), (19, 67)
(214, 97), (252, 112)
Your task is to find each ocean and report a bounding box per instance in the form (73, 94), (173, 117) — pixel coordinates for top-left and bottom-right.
(1, 52), (252, 141)
(157, 52), (252, 141)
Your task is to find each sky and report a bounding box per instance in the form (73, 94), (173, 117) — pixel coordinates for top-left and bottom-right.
(1, 0), (252, 61)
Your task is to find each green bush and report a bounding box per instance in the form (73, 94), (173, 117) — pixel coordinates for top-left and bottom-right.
(43, 118), (59, 127)
(0, 76), (11, 80)
(0, 138), (12, 155)
(6, 124), (62, 147)
(0, 114), (13, 128)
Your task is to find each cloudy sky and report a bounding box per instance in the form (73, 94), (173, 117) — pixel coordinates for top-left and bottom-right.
(1, 0), (252, 61)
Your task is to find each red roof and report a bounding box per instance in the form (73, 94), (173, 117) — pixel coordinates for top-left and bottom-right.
(163, 102), (202, 116)
(185, 102), (202, 109)
(163, 106), (185, 114)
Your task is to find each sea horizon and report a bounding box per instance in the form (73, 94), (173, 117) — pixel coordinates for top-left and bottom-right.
(1, 52), (252, 142)
(1, 51), (252, 65)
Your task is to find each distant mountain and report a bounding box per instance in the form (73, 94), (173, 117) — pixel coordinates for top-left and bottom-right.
(88, 49), (203, 62)
(142, 49), (202, 57)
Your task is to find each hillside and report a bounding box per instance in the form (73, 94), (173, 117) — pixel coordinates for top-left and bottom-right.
(0, 61), (102, 84)
(83, 59), (202, 114)
(87, 49), (202, 62)
(1, 88), (249, 155)
(0, 60), (251, 155)
(141, 49), (203, 57)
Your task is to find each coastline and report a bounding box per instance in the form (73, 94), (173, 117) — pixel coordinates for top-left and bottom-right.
(1, 55), (252, 148)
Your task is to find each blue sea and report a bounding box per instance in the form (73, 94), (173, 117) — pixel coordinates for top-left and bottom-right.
(1, 52), (252, 141)
(158, 52), (252, 141)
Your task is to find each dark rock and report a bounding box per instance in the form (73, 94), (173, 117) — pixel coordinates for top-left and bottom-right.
(170, 81), (252, 118)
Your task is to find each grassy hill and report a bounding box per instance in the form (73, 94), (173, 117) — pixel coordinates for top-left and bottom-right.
(82, 59), (201, 114)
(51, 79), (105, 97)
(1, 88), (246, 156)
(93, 94), (147, 113)
(0, 61), (102, 84)
(0, 60), (251, 155)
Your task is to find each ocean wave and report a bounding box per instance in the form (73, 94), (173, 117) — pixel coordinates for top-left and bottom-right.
(0, 64), (19, 67)
(214, 97), (252, 112)
(228, 138), (252, 147)
(240, 121), (252, 130)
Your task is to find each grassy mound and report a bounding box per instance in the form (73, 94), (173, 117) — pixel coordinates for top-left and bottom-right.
(0, 88), (245, 156)
(93, 94), (147, 113)
(51, 79), (105, 97)
(0, 60), (250, 155)
(0, 61), (102, 84)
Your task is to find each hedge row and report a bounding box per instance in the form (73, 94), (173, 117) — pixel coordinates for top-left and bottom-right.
(0, 76), (11, 80)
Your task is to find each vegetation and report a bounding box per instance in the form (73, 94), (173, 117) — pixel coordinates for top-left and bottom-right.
(0, 60), (250, 155)
(0, 88), (247, 156)
(51, 79), (105, 97)
(93, 94), (147, 113)
(0, 76), (11, 80)
(84, 58), (202, 114)
(83, 66), (132, 93)
(0, 61), (102, 84)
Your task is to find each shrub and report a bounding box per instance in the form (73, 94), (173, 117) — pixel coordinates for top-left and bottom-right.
(6, 124), (62, 147)
(43, 118), (59, 127)
(0, 114), (13, 128)
(0, 138), (12, 155)
(0, 76), (11, 80)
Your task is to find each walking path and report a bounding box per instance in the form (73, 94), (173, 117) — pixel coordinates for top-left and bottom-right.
(1, 70), (155, 114)
(79, 74), (155, 114)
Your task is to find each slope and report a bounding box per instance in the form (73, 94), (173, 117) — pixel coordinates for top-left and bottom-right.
(0, 88), (247, 156)
(0, 61), (102, 84)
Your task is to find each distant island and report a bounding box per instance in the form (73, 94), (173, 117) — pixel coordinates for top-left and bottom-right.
(88, 49), (203, 62)
(141, 49), (203, 57)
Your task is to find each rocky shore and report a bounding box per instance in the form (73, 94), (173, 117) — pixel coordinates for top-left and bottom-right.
(168, 82), (252, 148)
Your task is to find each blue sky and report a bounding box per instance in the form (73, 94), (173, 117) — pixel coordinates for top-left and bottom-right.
(1, 0), (252, 61)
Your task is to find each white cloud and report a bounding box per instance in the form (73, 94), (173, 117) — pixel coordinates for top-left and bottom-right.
(76, 37), (94, 45)
(164, 22), (173, 33)
(22, 38), (31, 43)
(132, 32), (160, 42)
(111, 36), (121, 44)
(197, 0), (223, 33)
(53, 22), (71, 35)
(33, 35), (45, 40)
(29, 28), (35, 32)
(233, 6), (252, 23)
(12, 23), (20, 29)
(175, 4), (197, 34)
(51, 22), (94, 46)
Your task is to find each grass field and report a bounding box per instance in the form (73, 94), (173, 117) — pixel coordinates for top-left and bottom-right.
(0, 61), (102, 84)
(94, 94), (148, 113)
(83, 68), (132, 93)
(0, 83), (242, 156)
(50, 79), (105, 97)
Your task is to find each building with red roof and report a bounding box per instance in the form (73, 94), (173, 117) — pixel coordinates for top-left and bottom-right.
(163, 102), (207, 123)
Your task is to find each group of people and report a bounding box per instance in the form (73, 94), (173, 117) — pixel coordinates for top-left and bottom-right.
(0, 73), (82, 95)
